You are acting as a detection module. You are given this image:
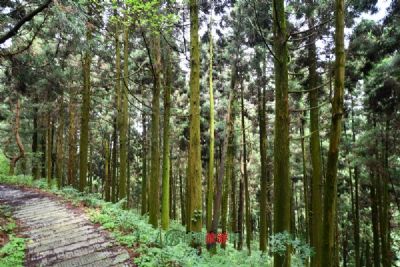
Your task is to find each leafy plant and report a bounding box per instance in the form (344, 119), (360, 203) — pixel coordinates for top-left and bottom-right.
(0, 235), (26, 267)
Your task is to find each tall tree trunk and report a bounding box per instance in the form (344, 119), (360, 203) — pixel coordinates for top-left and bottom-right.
(32, 103), (39, 179)
(179, 158), (186, 225)
(308, 10), (323, 267)
(56, 96), (64, 189)
(40, 118), (46, 179)
(210, 64), (236, 252)
(67, 97), (77, 187)
(321, 0), (345, 264)
(46, 112), (52, 185)
(272, 0), (291, 264)
(300, 115), (309, 244)
(112, 118), (118, 203)
(161, 42), (172, 230)
(370, 171), (381, 267)
(256, 49), (268, 252)
(380, 118), (390, 267)
(149, 32), (161, 228)
(240, 83), (252, 254)
(104, 137), (111, 201)
(79, 25), (92, 192)
(350, 94), (360, 267)
(221, 114), (235, 249)
(170, 149), (176, 220)
(206, 13), (215, 233)
(187, 0), (202, 235)
(237, 155), (244, 251)
(230, 167), (237, 244)
(141, 112), (147, 215)
(119, 24), (129, 202)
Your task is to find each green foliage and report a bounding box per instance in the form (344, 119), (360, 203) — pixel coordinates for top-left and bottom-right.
(0, 150), (8, 175)
(0, 235), (26, 267)
(0, 203), (26, 267)
(269, 232), (314, 266)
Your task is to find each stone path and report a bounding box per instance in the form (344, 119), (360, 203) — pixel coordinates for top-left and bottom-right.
(0, 185), (132, 267)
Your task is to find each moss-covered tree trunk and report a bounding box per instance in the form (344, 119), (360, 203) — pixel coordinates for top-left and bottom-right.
(67, 96), (77, 187)
(56, 96), (64, 189)
(40, 119), (46, 178)
(210, 63), (236, 252)
(380, 118), (390, 267)
(32, 103), (40, 179)
(350, 95), (360, 267)
(187, 0), (202, 234)
(119, 25), (129, 202)
(149, 32), (161, 228)
(179, 159), (186, 225)
(230, 163), (237, 248)
(221, 106), (235, 249)
(237, 157), (244, 251)
(161, 41), (172, 230)
(206, 15), (215, 233)
(112, 118), (118, 203)
(272, 0), (290, 265)
(370, 171), (380, 267)
(46, 112), (52, 185)
(141, 111), (147, 215)
(321, 0), (345, 264)
(104, 137), (111, 201)
(256, 49), (268, 252)
(240, 83), (252, 254)
(300, 114), (309, 244)
(78, 26), (92, 192)
(308, 11), (323, 267)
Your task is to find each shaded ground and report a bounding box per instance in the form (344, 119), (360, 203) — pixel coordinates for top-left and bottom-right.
(0, 185), (132, 267)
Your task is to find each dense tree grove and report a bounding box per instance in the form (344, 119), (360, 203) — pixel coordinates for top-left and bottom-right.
(0, 0), (399, 266)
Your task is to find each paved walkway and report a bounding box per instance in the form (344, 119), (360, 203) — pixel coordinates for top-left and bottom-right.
(0, 185), (132, 267)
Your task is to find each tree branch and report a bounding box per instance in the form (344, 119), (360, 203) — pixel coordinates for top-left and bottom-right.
(0, 0), (52, 45)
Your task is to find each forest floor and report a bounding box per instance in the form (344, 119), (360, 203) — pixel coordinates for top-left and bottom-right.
(0, 184), (133, 267)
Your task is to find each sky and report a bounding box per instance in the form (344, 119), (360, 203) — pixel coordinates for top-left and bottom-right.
(359, 0), (391, 22)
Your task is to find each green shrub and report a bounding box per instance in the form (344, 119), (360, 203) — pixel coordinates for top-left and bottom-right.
(0, 150), (9, 175)
(0, 235), (26, 267)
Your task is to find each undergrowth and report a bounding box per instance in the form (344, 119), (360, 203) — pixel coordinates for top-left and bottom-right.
(0, 204), (26, 267)
(0, 173), (313, 266)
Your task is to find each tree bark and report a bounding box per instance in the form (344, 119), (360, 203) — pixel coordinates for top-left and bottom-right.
(206, 14), (215, 233)
(141, 111), (147, 215)
(210, 64), (236, 252)
(240, 83), (252, 254)
(104, 137), (111, 201)
(149, 32), (161, 228)
(67, 97), (77, 187)
(256, 48), (268, 252)
(308, 9), (323, 267)
(56, 96), (64, 189)
(161, 41), (172, 230)
(119, 24), (129, 202)
(321, 0), (345, 264)
(187, 0), (202, 235)
(32, 103), (40, 179)
(46, 112), (52, 184)
(272, 0), (291, 264)
(78, 25), (92, 192)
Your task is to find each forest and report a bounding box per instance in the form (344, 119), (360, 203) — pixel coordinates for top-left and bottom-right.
(0, 0), (399, 266)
